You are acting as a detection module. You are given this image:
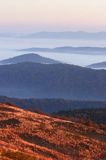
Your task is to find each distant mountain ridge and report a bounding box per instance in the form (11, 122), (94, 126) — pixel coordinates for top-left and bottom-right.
(88, 61), (106, 69)
(21, 31), (106, 40)
(20, 46), (106, 55)
(1, 31), (106, 39)
(0, 53), (59, 65)
(0, 62), (106, 100)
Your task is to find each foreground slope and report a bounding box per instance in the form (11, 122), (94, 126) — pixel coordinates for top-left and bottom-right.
(0, 103), (106, 160)
(0, 63), (106, 100)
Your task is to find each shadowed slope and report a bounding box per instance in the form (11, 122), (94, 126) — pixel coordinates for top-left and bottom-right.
(0, 63), (106, 100)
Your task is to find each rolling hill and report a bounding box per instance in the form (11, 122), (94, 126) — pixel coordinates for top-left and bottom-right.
(0, 63), (106, 100)
(0, 53), (59, 65)
(0, 103), (105, 160)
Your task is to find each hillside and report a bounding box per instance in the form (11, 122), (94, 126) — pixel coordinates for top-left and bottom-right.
(0, 103), (105, 160)
(0, 53), (59, 65)
(54, 108), (106, 124)
(0, 63), (106, 100)
(0, 96), (106, 113)
(88, 61), (106, 69)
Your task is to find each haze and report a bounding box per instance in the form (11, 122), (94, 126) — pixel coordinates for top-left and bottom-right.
(0, 0), (106, 32)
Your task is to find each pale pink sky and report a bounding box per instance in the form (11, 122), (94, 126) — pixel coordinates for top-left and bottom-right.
(0, 0), (106, 32)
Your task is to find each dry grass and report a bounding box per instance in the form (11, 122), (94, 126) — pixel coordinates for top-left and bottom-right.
(0, 103), (106, 160)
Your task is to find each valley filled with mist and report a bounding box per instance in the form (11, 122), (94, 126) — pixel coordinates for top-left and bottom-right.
(0, 33), (106, 67)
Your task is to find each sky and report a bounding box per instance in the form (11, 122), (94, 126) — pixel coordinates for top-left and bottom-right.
(0, 0), (106, 32)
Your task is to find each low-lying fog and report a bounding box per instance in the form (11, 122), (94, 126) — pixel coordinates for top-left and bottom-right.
(0, 37), (106, 67)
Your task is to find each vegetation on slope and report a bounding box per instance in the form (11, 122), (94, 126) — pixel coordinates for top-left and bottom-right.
(0, 103), (105, 160)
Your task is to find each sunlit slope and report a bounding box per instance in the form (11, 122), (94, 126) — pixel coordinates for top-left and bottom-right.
(0, 103), (105, 160)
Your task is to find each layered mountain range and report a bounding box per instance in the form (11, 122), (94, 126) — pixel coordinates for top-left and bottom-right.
(0, 53), (106, 160)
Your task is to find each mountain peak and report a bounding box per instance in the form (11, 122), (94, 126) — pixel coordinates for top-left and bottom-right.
(0, 53), (60, 65)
